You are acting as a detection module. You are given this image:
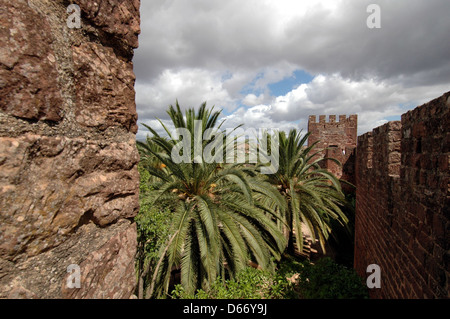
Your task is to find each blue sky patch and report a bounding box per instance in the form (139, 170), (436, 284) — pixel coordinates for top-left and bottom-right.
(384, 115), (401, 122)
(268, 70), (314, 97)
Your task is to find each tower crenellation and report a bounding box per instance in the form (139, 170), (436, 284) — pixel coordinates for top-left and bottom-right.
(307, 114), (357, 182)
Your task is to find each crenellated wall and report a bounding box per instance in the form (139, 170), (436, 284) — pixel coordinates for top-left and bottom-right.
(0, 0), (141, 298)
(354, 92), (449, 298)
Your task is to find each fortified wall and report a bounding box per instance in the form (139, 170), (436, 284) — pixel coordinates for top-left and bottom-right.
(354, 92), (449, 298)
(308, 92), (449, 298)
(0, 0), (141, 298)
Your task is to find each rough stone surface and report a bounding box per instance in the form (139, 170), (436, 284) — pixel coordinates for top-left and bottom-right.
(0, 0), (140, 299)
(1, 219), (136, 299)
(73, 42), (138, 133)
(77, 0), (141, 50)
(61, 221), (137, 299)
(354, 92), (449, 299)
(0, 134), (139, 260)
(0, 0), (63, 121)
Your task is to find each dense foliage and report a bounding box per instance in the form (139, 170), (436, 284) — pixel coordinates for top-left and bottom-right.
(261, 129), (350, 254)
(171, 257), (368, 299)
(171, 266), (293, 299)
(294, 258), (368, 299)
(135, 165), (173, 298)
(137, 102), (287, 298)
(135, 102), (358, 299)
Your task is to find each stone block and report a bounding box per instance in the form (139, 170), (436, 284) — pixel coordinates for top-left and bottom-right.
(0, 0), (63, 121)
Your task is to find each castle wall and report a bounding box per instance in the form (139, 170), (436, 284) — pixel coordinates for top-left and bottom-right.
(354, 92), (449, 298)
(0, 0), (140, 298)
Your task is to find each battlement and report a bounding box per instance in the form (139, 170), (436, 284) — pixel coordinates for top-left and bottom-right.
(307, 114), (358, 181)
(308, 114), (357, 124)
(354, 91), (449, 299)
(307, 114), (358, 147)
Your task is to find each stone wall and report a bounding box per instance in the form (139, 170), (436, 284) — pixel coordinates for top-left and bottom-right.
(354, 92), (449, 298)
(0, 0), (141, 298)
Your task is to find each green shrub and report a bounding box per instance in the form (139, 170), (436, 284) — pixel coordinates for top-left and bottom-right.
(295, 257), (368, 299)
(136, 164), (172, 263)
(135, 164), (173, 297)
(135, 203), (172, 263)
(135, 200), (172, 298)
(138, 164), (152, 195)
(171, 266), (295, 299)
(171, 257), (368, 299)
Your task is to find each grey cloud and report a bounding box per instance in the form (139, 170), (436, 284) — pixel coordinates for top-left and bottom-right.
(283, 0), (450, 83)
(135, 0), (450, 85)
(133, 0), (450, 136)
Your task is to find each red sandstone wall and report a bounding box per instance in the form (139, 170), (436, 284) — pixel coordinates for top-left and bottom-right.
(354, 92), (450, 298)
(0, 0), (140, 298)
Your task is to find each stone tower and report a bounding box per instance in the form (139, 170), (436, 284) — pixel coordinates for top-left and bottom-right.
(307, 115), (357, 185)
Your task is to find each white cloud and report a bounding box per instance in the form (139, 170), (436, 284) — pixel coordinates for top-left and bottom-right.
(220, 105), (299, 136)
(223, 74), (449, 136)
(136, 68), (238, 118)
(268, 74), (450, 134)
(242, 94), (266, 107)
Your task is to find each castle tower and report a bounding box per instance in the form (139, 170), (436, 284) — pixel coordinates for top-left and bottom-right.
(307, 115), (357, 185)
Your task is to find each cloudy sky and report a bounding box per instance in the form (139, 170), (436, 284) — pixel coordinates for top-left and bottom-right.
(134, 0), (450, 140)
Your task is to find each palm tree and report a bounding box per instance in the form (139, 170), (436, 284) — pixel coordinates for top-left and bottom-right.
(141, 102), (286, 298)
(259, 129), (349, 256)
(137, 132), (168, 186)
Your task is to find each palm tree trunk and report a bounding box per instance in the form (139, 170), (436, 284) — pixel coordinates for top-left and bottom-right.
(285, 204), (296, 255)
(146, 230), (179, 299)
(287, 229), (296, 255)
